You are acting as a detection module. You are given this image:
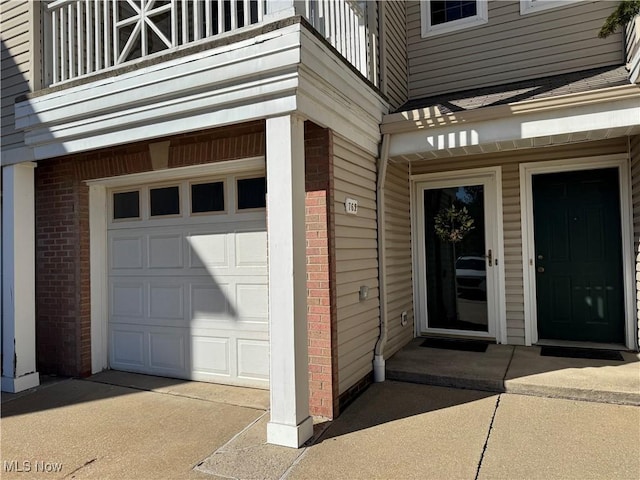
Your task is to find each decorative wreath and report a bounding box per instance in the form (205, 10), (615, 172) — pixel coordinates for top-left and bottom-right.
(434, 204), (475, 243)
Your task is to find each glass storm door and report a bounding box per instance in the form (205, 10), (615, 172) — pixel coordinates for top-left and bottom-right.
(417, 173), (499, 337)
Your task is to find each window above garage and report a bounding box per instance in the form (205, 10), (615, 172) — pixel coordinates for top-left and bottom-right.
(109, 173), (267, 225)
(421, 0), (488, 37)
(191, 182), (225, 214)
(113, 191), (140, 220)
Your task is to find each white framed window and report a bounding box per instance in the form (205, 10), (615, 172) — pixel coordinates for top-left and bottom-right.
(520, 0), (581, 15)
(421, 0), (488, 38)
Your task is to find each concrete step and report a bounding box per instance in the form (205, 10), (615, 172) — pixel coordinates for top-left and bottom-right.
(385, 339), (640, 406)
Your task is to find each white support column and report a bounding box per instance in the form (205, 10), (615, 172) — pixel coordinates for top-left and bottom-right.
(266, 114), (313, 448)
(265, 0), (300, 21)
(1, 163), (39, 393)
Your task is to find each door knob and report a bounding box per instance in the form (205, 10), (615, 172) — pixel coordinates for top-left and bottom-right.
(486, 249), (492, 266)
(537, 266), (545, 273)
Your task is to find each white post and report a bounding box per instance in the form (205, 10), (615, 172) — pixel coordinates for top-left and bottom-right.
(1, 163), (39, 393)
(265, 0), (299, 21)
(266, 114), (313, 448)
(89, 185), (108, 374)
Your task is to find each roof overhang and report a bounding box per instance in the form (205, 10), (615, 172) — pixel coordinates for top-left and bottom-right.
(382, 84), (640, 161)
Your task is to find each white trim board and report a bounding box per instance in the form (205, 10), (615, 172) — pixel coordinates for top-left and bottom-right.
(387, 95), (640, 159)
(411, 166), (507, 344)
(519, 154), (636, 349)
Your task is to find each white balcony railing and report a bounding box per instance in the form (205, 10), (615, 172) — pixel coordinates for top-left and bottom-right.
(625, 15), (640, 84)
(44, 0), (377, 87)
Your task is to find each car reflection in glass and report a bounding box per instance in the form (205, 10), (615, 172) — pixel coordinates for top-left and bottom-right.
(455, 256), (486, 301)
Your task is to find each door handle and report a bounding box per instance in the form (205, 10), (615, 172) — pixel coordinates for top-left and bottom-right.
(486, 249), (492, 267)
(537, 266), (545, 273)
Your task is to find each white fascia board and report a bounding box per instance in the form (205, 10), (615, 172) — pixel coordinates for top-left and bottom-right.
(23, 73), (299, 146)
(389, 96), (640, 158)
(297, 30), (387, 155)
(15, 25), (304, 159)
(30, 95), (297, 160)
(297, 75), (380, 156)
(299, 29), (388, 119)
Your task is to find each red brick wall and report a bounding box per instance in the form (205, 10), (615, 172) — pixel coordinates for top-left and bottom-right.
(305, 123), (339, 419)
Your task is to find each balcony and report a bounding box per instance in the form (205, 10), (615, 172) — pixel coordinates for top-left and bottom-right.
(44, 0), (378, 87)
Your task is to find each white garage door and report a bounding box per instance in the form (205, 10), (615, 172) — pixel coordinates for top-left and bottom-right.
(107, 173), (269, 388)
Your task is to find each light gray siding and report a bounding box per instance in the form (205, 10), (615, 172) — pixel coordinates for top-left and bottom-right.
(1, 0), (35, 153)
(383, 161), (414, 357)
(409, 138), (628, 345)
(382, 0), (408, 110)
(333, 134), (380, 395)
(407, 0), (624, 99)
(631, 135), (640, 346)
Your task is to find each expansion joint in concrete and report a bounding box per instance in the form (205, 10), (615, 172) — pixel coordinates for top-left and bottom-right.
(475, 394), (502, 480)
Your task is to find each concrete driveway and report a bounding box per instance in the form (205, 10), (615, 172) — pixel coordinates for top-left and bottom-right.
(2, 372), (639, 480)
(1, 371), (269, 479)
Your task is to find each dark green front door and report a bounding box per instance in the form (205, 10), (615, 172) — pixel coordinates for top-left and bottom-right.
(533, 168), (624, 343)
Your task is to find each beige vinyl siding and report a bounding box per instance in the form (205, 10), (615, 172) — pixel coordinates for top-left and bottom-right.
(1, 0), (33, 152)
(383, 161), (414, 357)
(382, 0), (408, 110)
(408, 138), (628, 345)
(630, 135), (640, 346)
(333, 134), (380, 395)
(406, 1), (624, 99)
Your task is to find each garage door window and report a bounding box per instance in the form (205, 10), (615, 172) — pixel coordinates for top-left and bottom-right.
(113, 191), (140, 219)
(191, 181), (225, 213)
(150, 186), (180, 216)
(237, 177), (266, 210)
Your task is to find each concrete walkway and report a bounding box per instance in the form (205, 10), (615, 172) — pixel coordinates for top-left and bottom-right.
(386, 339), (640, 405)
(2, 371), (638, 479)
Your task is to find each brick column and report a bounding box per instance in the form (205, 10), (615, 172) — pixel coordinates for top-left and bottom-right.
(305, 123), (338, 419)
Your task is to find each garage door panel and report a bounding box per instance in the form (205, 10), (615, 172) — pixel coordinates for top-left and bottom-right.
(111, 282), (145, 317)
(148, 284), (184, 319)
(192, 336), (230, 376)
(237, 339), (269, 380)
(190, 284), (232, 319)
(111, 329), (145, 368)
(148, 330), (186, 373)
(236, 284), (269, 319)
(111, 237), (143, 269)
(235, 231), (268, 267)
(148, 234), (184, 268)
(187, 233), (229, 268)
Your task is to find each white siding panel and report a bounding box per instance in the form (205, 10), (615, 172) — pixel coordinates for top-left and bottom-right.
(1, 0), (32, 152)
(333, 134), (380, 395)
(406, 0), (624, 99)
(409, 138), (627, 345)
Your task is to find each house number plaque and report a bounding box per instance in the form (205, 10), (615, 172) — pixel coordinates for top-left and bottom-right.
(345, 197), (358, 215)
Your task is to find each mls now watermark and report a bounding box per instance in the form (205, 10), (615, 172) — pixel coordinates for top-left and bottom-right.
(3, 460), (63, 473)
